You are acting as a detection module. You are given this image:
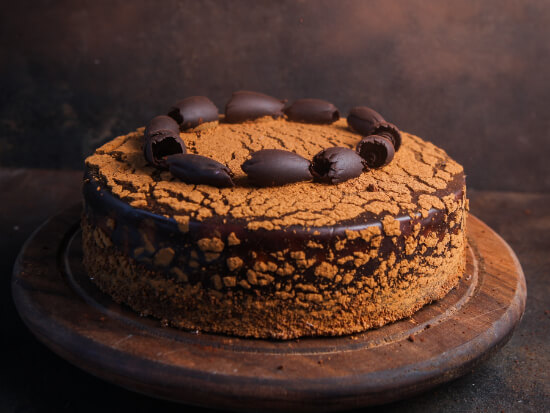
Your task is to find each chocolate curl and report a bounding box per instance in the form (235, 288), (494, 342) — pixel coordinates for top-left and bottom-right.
(347, 106), (385, 136)
(167, 154), (234, 188)
(372, 122), (402, 152)
(167, 96), (219, 130)
(310, 147), (365, 184)
(144, 115), (186, 168)
(225, 91), (286, 123)
(285, 98), (340, 124)
(356, 135), (395, 169)
(242, 149), (312, 186)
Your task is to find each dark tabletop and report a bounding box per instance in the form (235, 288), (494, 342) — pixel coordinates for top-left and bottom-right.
(1, 168), (549, 412)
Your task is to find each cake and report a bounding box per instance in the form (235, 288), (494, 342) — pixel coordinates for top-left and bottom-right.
(82, 92), (467, 339)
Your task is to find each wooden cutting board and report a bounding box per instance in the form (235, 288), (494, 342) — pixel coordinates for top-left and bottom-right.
(12, 204), (526, 412)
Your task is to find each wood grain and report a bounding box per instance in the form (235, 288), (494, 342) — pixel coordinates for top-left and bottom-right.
(12, 204), (526, 412)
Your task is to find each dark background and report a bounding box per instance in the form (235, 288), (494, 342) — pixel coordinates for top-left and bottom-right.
(1, 0), (550, 191)
(1, 1), (549, 412)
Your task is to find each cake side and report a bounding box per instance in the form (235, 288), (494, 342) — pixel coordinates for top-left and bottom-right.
(82, 217), (465, 339)
(82, 119), (467, 339)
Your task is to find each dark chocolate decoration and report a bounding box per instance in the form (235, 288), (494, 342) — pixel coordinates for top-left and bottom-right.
(142, 96), (405, 186)
(145, 114), (180, 135)
(167, 154), (234, 188)
(373, 121), (402, 152)
(144, 115), (186, 168)
(285, 98), (340, 124)
(310, 147), (365, 184)
(225, 91), (286, 123)
(167, 96), (219, 130)
(347, 106), (385, 136)
(356, 135), (395, 169)
(241, 149), (312, 186)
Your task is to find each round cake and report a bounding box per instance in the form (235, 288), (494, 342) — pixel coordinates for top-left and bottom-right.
(82, 96), (467, 339)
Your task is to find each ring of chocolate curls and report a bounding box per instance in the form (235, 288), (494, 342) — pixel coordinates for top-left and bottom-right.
(143, 91), (402, 188)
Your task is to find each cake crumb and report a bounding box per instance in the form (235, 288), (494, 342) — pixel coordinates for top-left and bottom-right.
(227, 232), (241, 246)
(314, 262), (338, 279)
(197, 237), (224, 252)
(154, 248), (175, 267)
(226, 256), (244, 271)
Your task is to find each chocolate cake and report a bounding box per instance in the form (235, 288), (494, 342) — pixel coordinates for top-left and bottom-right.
(82, 93), (467, 339)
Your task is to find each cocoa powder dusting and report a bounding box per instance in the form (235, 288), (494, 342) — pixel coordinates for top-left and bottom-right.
(85, 118), (463, 229)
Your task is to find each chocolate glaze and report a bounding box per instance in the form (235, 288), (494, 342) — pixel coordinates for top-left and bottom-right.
(83, 167), (465, 293)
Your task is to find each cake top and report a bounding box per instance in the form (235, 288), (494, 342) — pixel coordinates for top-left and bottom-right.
(85, 117), (464, 230)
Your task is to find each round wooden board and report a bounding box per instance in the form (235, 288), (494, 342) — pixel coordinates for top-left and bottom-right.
(12, 204), (526, 412)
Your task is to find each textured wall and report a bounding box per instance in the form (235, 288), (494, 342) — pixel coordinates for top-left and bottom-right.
(1, 0), (549, 191)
